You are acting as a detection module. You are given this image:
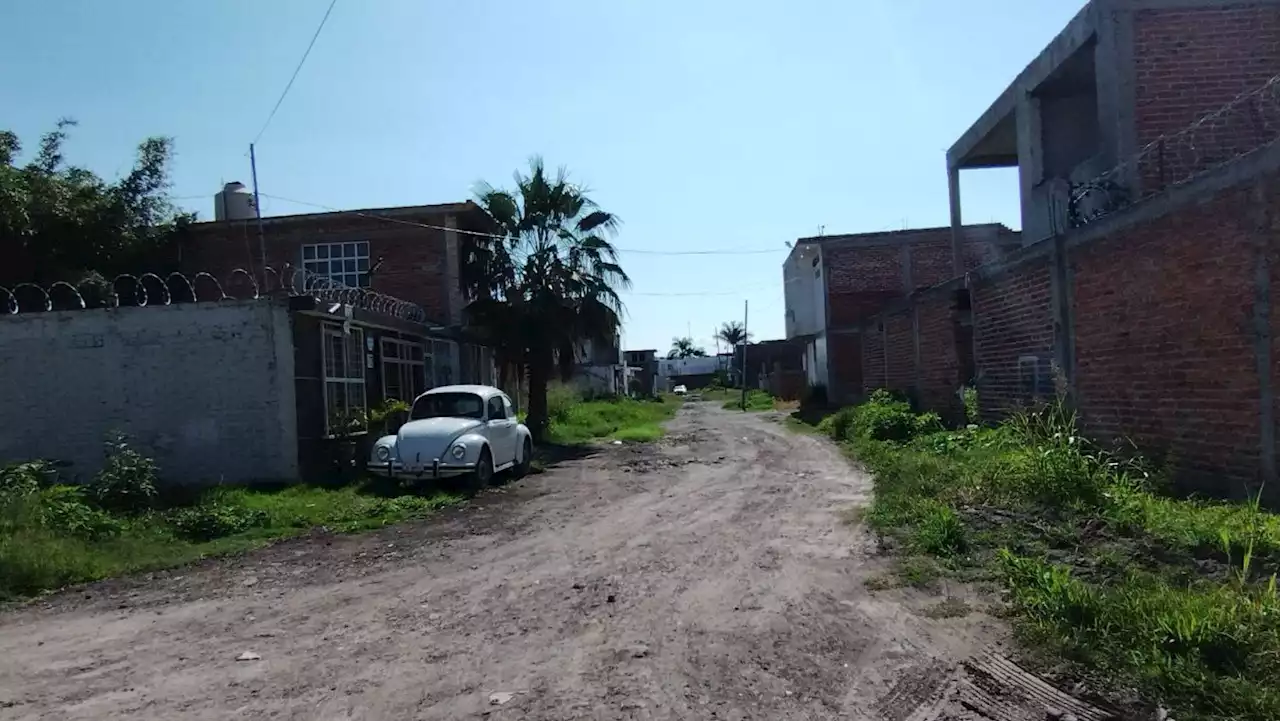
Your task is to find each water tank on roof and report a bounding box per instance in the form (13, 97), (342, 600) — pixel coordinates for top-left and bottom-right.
(214, 181), (257, 221)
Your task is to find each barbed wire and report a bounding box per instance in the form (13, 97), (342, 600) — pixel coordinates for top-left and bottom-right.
(1070, 73), (1280, 228)
(0, 265), (429, 323)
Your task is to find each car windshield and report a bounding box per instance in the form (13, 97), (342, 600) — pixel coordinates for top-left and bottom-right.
(411, 392), (485, 420)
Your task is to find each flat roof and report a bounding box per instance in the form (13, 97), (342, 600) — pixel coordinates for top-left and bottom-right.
(193, 200), (480, 228)
(794, 222), (1017, 246)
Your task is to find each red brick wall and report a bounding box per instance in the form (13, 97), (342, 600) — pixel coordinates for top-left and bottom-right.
(1133, 5), (1280, 188)
(915, 291), (965, 421)
(884, 311), (914, 392)
(826, 245), (903, 328)
(863, 327), (886, 393)
(823, 230), (1016, 329)
(180, 214), (454, 324)
(827, 332), (863, 402)
(911, 240), (955, 289)
(1072, 183), (1265, 491)
(972, 258), (1056, 419)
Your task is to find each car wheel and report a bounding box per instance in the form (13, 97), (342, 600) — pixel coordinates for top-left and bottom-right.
(471, 447), (494, 491)
(514, 438), (533, 478)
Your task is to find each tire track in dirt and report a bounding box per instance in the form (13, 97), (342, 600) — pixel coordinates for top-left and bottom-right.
(1, 402), (1064, 720)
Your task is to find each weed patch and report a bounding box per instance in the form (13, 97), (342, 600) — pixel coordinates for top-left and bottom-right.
(545, 384), (680, 445)
(0, 453), (463, 601)
(816, 391), (1280, 721)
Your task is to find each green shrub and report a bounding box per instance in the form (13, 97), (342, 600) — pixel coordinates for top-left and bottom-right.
(168, 502), (267, 541)
(819, 407), (858, 441)
(38, 486), (124, 540)
(85, 432), (158, 513)
(854, 390), (926, 442)
(0, 461), (56, 500)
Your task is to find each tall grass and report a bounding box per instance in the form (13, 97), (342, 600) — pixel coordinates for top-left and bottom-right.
(0, 460), (462, 601)
(816, 391), (1280, 721)
(545, 383), (681, 445)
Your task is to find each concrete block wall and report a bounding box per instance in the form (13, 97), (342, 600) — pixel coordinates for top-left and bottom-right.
(0, 300), (298, 484)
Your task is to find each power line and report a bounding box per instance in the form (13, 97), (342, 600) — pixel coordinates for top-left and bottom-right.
(251, 0), (339, 145)
(625, 284), (780, 297)
(257, 192), (787, 256)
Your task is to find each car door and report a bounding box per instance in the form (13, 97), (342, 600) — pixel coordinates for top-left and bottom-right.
(501, 395), (521, 463)
(485, 395), (515, 464)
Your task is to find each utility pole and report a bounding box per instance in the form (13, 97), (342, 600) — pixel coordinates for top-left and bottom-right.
(740, 299), (749, 410)
(249, 143), (267, 279)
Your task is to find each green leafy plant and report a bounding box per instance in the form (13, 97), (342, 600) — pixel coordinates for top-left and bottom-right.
(961, 386), (980, 425)
(368, 399), (411, 436)
(37, 486), (124, 540)
(85, 432), (158, 513)
(911, 503), (968, 557)
(0, 461), (56, 501)
(168, 502), (266, 541)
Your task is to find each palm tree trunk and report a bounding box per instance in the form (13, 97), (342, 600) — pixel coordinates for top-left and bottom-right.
(527, 349), (552, 443)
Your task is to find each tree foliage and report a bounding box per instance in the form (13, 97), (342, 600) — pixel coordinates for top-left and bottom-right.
(668, 337), (707, 359)
(715, 321), (751, 348)
(461, 157), (629, 441)
(0, 119), (193, 285)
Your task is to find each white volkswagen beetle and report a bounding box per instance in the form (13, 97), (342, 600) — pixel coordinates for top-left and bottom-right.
(369, 385), (533, 486)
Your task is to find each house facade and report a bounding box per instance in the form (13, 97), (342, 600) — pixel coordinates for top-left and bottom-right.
(782, 224), (1020, 403)
(178, 191), (502, 409)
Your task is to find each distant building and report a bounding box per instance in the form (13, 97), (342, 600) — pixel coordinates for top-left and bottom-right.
(623, 349), (658, 396)
(783, 224), (1020, 403)
(657, 355), (724, 391)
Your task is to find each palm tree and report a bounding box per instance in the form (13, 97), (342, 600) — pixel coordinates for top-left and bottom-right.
(461, 157), (629, 441)
(715, 321), (751, 348)
(668, 337), (707, 359)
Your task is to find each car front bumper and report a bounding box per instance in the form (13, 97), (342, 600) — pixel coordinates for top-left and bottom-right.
(369, 459), (477, 479)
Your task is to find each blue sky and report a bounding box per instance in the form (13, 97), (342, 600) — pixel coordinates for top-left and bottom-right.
(1, 0), (1085, 354)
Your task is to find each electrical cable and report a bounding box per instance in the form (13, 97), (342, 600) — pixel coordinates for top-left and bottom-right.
(251, 0), (340, 145)
(257, 192), (787, 256)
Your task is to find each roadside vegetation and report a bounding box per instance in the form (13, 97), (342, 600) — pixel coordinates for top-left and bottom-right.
(545, 383), (681, 445)
(698, 384), (781, 412)
(816, 389), (1280, 721)
(0, 434), (462, 601)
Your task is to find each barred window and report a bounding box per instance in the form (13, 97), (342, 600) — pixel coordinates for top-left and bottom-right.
(382, 338), (426, 403)
(322, 325), (366, 435)
(303, 242), (370, 288)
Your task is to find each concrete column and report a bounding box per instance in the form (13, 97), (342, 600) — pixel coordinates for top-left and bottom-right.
(444, 215), (464, 327)
(948, 165), (963, 277)
(1017, 94), (1047, 243)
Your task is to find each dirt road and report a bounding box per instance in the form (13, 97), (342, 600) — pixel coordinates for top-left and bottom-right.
(1, 403), (1019, 720)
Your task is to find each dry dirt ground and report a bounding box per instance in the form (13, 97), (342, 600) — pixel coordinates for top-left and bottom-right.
(0, 402), (1100, 720)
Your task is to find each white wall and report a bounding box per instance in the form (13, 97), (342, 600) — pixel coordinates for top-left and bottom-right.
(783, 243), (825, 339)
(0, 300), (298, 484)
(657, 356), (721, 379)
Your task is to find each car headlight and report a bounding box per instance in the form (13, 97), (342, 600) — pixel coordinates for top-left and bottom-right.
(450, 443), (467, 460)
(375, 445), (391, 462)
